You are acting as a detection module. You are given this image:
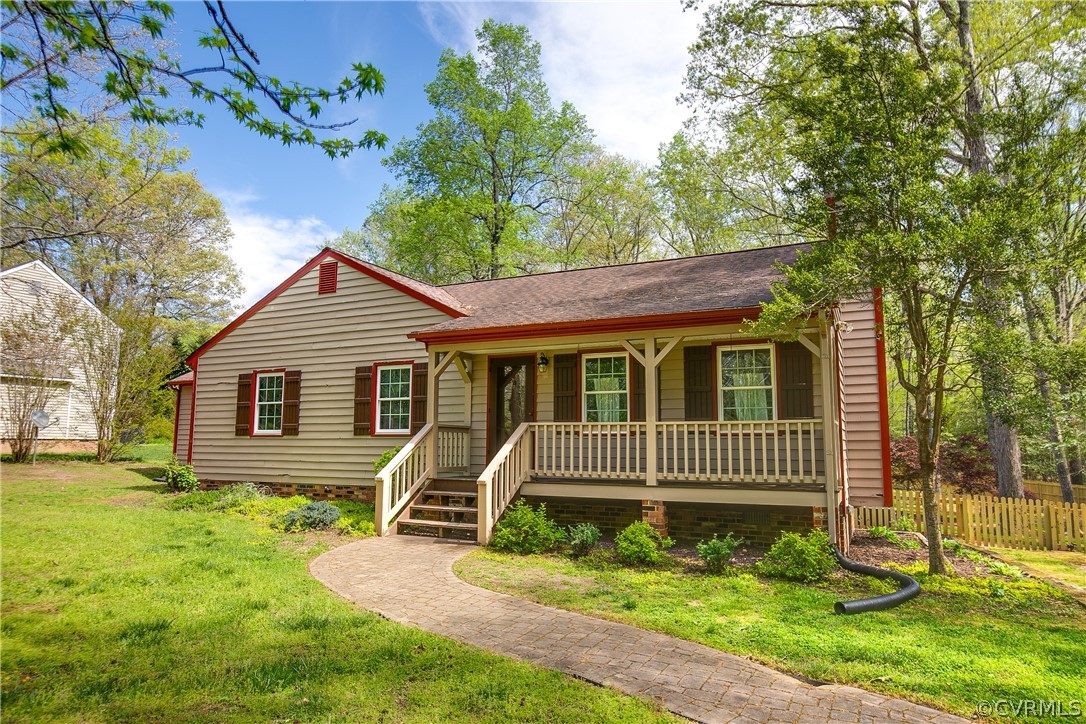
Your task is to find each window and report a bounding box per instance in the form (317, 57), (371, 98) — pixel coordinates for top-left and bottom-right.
(254, 372), (285, 434)
(719, 345), (775, 421)
(375, 364), (412, 434)
(583, 354), (628, 422)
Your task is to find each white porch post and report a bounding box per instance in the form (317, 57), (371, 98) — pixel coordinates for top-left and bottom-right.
(426, 348), (440, 475)
(819, 312), (840, 546)
(645, 336), (658, 486)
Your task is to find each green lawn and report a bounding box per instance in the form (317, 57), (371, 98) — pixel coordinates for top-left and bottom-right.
(0, 463), (672, 722)
(987, 548), (1086, 594)
(456, 549), (1086, 719)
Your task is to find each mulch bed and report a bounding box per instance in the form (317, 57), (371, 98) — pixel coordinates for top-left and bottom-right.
(845, 530), (988, 577)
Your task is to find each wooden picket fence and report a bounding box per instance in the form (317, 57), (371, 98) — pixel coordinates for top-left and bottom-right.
(854, 489), (1086, 552)
(1023, 479), (1086, 505)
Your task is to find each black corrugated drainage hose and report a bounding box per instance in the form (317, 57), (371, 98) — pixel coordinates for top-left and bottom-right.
(831, 546), (921, 614)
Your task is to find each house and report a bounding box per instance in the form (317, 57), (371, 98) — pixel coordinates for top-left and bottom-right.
(175, 244), (892, 547)
(0, 260), (115, 450)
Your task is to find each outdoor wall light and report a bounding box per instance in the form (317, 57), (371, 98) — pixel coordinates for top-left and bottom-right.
(537, 353), (549, 372)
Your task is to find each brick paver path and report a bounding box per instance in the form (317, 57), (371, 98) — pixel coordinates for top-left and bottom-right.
(310, 536), (965, 724)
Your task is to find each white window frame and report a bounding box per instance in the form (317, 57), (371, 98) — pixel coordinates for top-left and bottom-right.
(718, 344), (777, 421)
(375, 363), (413, 435)
(581, 352), (629, 423)
(254, 372), (285, 435)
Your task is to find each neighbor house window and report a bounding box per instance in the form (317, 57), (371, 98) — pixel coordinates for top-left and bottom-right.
(254, 372), (285, 434)
(375, 364), (412, 434)
(583, 353), (628, 422)
(719, 345), (775, 421)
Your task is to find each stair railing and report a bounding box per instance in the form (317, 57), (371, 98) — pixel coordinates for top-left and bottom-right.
(476, 422), (532, 544)
(374, 423), (433, 535)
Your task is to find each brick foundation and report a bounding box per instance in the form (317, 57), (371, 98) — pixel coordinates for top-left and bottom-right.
(666, 503), (825, 547)
(641, 499), (668, 538)
(521, 496), (641, 534)
(202, 480), (375, 504)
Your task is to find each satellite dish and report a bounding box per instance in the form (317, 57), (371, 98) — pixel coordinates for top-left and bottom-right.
(31, 410), (51, 429)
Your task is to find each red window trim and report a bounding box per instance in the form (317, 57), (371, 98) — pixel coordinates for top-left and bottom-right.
(250, 368), (287, 438)
(372, 360), (415, 437)
(318, 260), (338, 294)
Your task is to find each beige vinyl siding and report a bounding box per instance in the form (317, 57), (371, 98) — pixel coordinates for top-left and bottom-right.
(0, 262), (107, 440)
(191, 263), (463, 487)
(838, 298), (888, 506)
(174, 386), (193, 462)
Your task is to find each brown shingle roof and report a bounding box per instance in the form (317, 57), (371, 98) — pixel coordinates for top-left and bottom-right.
(411, 243), (806, 339)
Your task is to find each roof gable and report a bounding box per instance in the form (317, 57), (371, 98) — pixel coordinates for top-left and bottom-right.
(1, 260), (114, 323)
(187, 248), (467, 365)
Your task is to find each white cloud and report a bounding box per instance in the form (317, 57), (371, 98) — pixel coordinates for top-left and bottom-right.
(220, 191), (337, 307)
(419, 1), (702, 164)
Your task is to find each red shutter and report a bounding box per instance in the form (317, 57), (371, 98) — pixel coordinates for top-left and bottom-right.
(411, 362), (428, 434)
(235, 373), (252, 436)
(354, 365), (373, 436)
(684, 346), (714, 421)
(282, 370), (302, 435)
(553, 354), (578, 421)
(318, 261), (338, 294)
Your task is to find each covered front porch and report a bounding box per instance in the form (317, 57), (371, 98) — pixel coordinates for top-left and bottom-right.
(375, 315), (843, 544)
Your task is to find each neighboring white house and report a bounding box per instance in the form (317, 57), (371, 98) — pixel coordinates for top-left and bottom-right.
(0, 260), (116, 444)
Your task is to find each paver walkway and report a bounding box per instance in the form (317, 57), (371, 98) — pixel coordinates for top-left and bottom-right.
(310, 536), (965, 724)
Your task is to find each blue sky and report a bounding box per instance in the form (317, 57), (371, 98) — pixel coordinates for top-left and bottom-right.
(168, 2), (701, 304)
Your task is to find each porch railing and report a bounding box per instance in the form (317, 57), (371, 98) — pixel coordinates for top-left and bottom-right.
(437, 423), (471, 472)
(477, 422), (532, 545)
(374, 423), (432, 535)
(529, 420), (823, 485)
(657, 421), (822, 484)
(533, 422), (648, 479)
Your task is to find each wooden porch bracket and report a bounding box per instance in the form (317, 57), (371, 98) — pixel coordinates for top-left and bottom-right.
(796, 333), (821, 358)
(454, 355), (472, 427)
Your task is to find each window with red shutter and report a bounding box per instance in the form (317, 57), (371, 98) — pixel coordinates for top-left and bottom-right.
(318, 261), (338, 294)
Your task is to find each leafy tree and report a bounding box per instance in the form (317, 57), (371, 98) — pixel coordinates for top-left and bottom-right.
(381, 21), (592, 281)
(1, 1), (386, 158)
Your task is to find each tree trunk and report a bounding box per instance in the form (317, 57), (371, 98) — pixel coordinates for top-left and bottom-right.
(1070, 447), (1084, 487)
(987, 414), (1025, 498)
(913, 376), (949, 575)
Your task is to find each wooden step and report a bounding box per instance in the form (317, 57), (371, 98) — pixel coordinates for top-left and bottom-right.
(412, 504), (478, 513)
(398, 518), (477, 531)
(423, 489), (478, 498)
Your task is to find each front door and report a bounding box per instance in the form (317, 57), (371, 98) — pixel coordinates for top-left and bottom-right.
(487, 356), (536, 459)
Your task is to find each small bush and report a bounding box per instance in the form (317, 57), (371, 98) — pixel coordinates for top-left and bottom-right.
(489, 500), (564, 554)
(566, 523), (601, 557)
(143, 416), (174, 443)
(373, 447), (403, 477)
(232, 495), (308, 522)
(868, 526), (921, 550)
(758, 529), (836, 582)
(163, 461), (200, 493)
(615, 521), (674, 566)
(697, 533), (744, 573)
(211, 483), (266, 511)
(281, 501), (342, 531)
(331, 501), (377, 536)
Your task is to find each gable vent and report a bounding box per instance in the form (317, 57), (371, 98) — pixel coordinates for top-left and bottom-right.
(318, 261), (338, 294)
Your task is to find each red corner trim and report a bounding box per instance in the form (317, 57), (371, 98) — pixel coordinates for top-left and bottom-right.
(410, 308), (764, 346)
(187, 249), (465, 365)
(873, 288), (893, 507)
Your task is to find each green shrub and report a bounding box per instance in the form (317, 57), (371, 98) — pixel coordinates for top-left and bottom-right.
(615, 521), (674, 566)
(696, 533), (744, 573)
(281, 501), (342, 531)
(373, 447), (403, 477)
(331, 500), (377, 536)
(232, 495), (308, 522)
(868, 526), (921, 550)
(489, 500), (564, 554)
(758, 529), (836, 582)
(163, 462), (200, 493)
(566, 523), (601, 557)
(211, 483), (266, 511)
(143, 416), (174, 443)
